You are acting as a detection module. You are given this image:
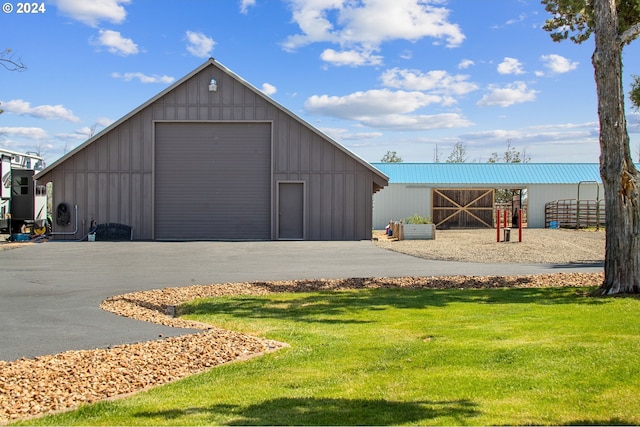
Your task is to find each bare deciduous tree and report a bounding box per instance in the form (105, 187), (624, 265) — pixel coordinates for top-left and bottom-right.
(0, 48), (26, 72)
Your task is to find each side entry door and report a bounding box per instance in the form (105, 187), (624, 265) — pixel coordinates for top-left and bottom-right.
(278, 182), (304, 240)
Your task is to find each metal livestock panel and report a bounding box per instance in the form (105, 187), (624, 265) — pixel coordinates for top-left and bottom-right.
(527, 183), (605, 228)
(154, 122), (271, 240)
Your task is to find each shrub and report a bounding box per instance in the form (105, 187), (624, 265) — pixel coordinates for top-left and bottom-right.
(403, 214), (432, 224)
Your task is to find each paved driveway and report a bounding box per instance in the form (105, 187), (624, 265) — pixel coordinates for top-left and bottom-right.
(0, 240), (603, 361)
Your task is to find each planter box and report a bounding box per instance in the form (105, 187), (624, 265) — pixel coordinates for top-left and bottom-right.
(403, 223), (436, 240)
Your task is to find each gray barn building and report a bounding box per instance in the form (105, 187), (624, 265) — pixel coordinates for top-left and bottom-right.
(37, 59), (388, 241)
(371, 163), (604, 229)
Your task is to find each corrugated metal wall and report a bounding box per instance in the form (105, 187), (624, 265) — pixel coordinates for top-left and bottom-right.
(372, 185), (431, 229)
(38, 62), (380, 240)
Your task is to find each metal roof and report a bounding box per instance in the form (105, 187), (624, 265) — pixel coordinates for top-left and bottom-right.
(370, 163), (602, 185)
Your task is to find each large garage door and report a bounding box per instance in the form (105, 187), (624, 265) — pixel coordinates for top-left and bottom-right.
(154, 122), (271, 240)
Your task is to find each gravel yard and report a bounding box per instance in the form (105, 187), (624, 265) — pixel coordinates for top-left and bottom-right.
(373, 227), (605, 264)
(0, 229), (606, 423)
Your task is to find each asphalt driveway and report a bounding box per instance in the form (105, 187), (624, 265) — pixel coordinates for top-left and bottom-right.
(0, 240), (603, 361)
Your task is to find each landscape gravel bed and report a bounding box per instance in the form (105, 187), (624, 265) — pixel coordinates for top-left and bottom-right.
(1, 271), (604, 423)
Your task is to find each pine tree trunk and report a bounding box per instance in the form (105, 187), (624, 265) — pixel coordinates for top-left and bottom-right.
(593, 0), (640, 294)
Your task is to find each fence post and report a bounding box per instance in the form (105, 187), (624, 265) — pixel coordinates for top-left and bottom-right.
(519, 208), (522, 242)
(496, 209), (501, 242)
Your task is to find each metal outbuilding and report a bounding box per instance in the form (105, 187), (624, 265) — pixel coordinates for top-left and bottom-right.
(371, 163), (604, 229)
(36, 59), (388, 241)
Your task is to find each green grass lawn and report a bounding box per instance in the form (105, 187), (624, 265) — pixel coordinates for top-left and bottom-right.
(21, 286), (640, 426)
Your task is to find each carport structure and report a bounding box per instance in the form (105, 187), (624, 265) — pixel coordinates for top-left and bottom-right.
(36, 59), (388, 241)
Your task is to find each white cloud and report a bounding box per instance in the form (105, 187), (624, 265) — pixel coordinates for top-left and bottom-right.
(540, 54), (579, 74)
(461, 126), (597, 146)
(320, 48), (383, 67)
(95, 117), (114, 127)
(0, 99), (80, 122)
(491, 13), (527, 29)
(497, 57), (525, 75)
(320, 127), (383, 141)
(240, 0), (256, 14)
(400, 50), (413, 60)
(283, 0), (465, 63)
(477, 81), (538, 107)
(57, 127), (94, 140)
(305, 89), (444, 118)
(111, 72), (175, 84)
(59, 119), (115, 140)
(381, 68), (479, 96)
(186, 31), (215, 58)
(52, 0), (130, 26)
(94, 29), (139, 56)
(305, 89), (473, 131)
(0, 127), (49, 140)
(529, 122), (598, 131)
(458, 59), (475, 69)
(362, 113), (474, 130)
(261, 83), (277, 95)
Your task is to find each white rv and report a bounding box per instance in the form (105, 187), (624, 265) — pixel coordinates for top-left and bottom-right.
(0, 148), (47, 235)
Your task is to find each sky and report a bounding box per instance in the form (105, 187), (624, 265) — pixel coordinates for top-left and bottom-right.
(2, 0), (640, 166)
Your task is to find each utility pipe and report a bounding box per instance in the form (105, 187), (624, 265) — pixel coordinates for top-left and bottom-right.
(49, 204), (78, 236)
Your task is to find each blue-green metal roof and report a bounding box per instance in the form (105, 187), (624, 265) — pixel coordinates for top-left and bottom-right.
(370, 163), (602, 185)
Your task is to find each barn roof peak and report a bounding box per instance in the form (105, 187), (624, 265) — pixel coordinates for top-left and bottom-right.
(38, 58), (387, 186)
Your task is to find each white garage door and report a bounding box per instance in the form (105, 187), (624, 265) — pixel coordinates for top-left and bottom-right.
(154, 122), (271, 240)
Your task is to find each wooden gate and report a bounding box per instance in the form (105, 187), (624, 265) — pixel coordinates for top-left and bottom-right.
(432, 188), (495, 229)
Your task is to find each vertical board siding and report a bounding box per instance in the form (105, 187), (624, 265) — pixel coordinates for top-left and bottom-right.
(38, 62), (382, 241)
(87, 173), (97, 225)
(333, 174), (344, 239)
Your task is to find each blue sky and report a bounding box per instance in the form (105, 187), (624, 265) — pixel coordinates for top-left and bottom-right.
(1, 0), (640, 165)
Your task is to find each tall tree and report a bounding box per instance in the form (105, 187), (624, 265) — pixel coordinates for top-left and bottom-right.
(380, 150), (403, 163)
(446, 141), (468, 163)
(542, 0), (640, 294)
